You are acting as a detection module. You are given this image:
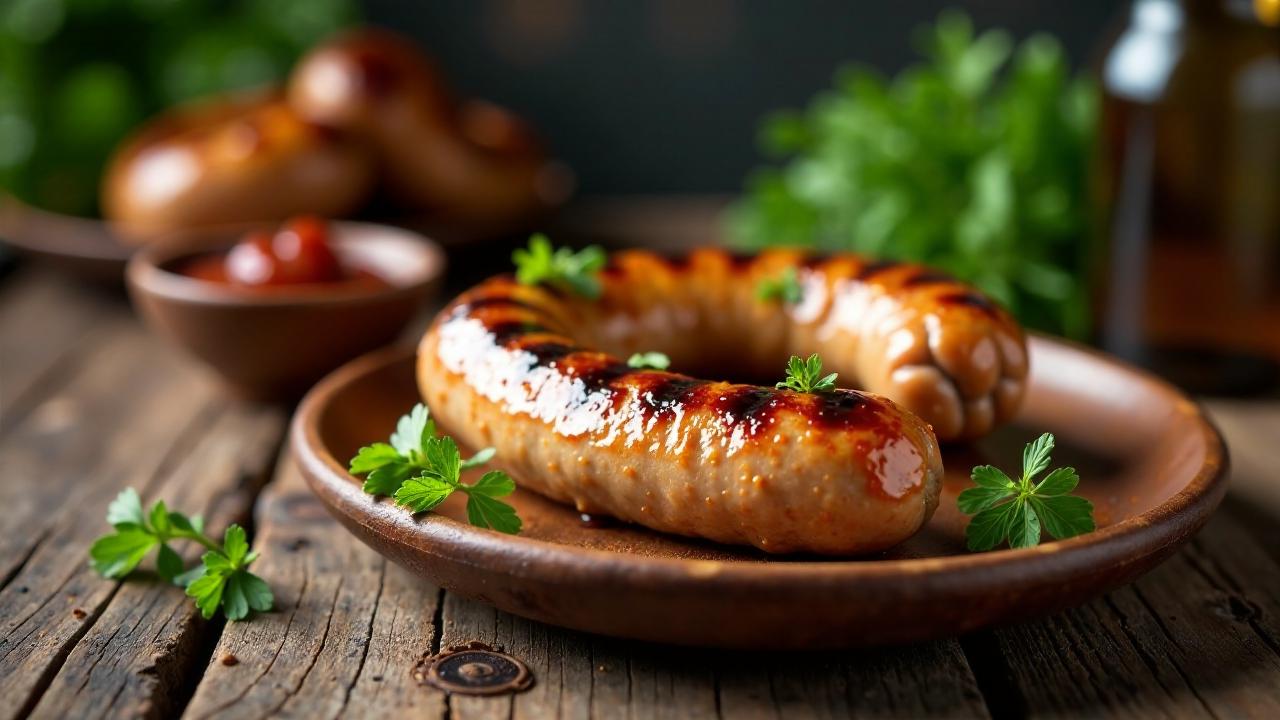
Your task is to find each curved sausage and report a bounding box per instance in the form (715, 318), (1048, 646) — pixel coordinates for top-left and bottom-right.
(417, 248), (1028, 553)
(287, 28), (571, 225)
(102, 93), (375, 242)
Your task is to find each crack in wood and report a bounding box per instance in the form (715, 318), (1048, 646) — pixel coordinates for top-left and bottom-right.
(1129, 584), (1223, 720)
(0, 526), (51, 595)
(12, 579), (122, 720)
(337, 561), (385, 717)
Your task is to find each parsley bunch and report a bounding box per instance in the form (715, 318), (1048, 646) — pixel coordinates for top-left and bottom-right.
(728, 12), (1095, 338)
(776, 354), (838, 393)
(512, 234), (607, 299)
(89, 489), (272, 621)
(349, 404), (522, 534)
(756, 267), (804, 305)
(960, 433), (1095, 550)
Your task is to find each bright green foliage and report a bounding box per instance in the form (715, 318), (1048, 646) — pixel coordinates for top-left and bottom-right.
(727, 12), (1096, 337)
(89, 489), (272, 621)
(756, 267), (804, 305)
(959, 433), (1096, 550)
(512, 234), (607, 299)
(776, 354), (838, 393)
(627, 352), (671, 370)
(349, 404), (522, 535)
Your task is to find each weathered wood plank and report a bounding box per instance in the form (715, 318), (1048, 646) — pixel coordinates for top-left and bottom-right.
(0, 268), (119, 431)
(181, 458), (447, 720)
(972, 509), (1280, 719)
(1203, 399), (1280, 559)
(0, 326), (221, 718)
(26, 400), (287, 720)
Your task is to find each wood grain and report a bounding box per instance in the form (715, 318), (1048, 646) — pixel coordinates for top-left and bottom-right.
(0, 323), (220, 718)
(968, 509), (1280, 719)
(438, 573), (988, 719)
(26, 402), (286, 720)
(0, 270), (114, 428)
(181, 459), (447, 720)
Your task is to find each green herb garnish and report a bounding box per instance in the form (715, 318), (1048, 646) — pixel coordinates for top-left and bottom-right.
(728, 11), (1096, 338)
(512, 233), (607, 299)
(627, 352), (671, 370)
(349, 404), (522, 534)
(89, 489), (273, 621)
(756, 267), (804, 304)
(959, 433), (1095, 551)
(775, 354), (838, 393)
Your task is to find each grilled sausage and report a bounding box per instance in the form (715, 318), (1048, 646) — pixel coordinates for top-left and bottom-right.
(417, 249), (1025, 553)
(103, 93), (374, 242)
(287, 28), (571, 225)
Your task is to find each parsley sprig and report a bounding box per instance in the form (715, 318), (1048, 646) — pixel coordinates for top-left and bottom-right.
(627, 352), (670, 370)
(776, 354), (838, 393)
(89, 489), (273, 621)
(960, 433), (1095, 550)
(348, 404), (522, 534)
(756, 267), (804, 304)
(512, 233), (607, 299)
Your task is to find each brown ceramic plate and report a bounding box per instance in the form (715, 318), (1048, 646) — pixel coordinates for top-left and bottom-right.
(292, 337), (1228, 649)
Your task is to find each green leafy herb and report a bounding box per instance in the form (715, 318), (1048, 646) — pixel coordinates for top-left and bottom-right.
(727, 11), (1096, 338)
(512, 234), (607, 299)
(89, 489), (272, 621)
(184, 525), (273, 620)
(775, 354), (838, 393)
(349, 404), (523, 535)
(756, 267), (804, 304)
(627, 352), (671, 370)
(959, 433), (1095, 551)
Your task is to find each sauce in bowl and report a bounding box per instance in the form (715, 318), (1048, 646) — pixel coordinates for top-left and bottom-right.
(179, 216), (384, 288)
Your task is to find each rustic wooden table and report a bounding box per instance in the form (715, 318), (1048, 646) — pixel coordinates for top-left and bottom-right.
(3, 212), (1280, 718)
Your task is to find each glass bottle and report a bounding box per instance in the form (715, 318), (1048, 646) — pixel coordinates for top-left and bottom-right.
(1096, 0), (1280, 394)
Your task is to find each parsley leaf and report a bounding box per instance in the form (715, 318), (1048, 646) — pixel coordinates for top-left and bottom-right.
(756, 267), (804, 304)
(627, 352), (671, 370)
(467, 470), (517, 498)
(349, 404), (523, 534)
(89, 530), (158, 578)
(512, 233), (607, 299)
(183, 524), (273, 621)
(349, 443), (402, 474)
(394, 476), (456, 513)
(960, 433), (1095, 551)
(775, 354), (838, 393)
(90, 491), (273, 620)
(390, 404), (435, 457)
(460, 446), (496, 470)
(106, 488), (146, 527)
(464, 484), (522, 534)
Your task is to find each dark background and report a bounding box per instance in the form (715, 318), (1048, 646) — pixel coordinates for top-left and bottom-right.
(364, 0), (1118, 194)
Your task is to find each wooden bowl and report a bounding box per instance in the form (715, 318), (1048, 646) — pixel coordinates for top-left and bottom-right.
(291, 338), (1228, 648)
(127, 222), (444, 401)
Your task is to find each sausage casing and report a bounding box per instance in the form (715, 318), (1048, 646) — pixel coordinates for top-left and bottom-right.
(418, 249), (1027, 553)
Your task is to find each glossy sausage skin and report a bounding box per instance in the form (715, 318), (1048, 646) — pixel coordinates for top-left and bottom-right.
(417, 248), (1030, 554)
(287, 29), (571, 224)
(103, 93), (374, 242)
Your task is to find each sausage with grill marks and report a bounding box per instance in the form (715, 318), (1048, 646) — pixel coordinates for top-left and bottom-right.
(416, 248), (1028, 554)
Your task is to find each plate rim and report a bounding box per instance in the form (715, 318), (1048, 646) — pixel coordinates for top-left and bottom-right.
(291, 337), (1229, 592)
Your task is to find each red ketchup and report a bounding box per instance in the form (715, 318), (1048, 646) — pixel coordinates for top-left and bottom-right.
(181, 216), (379, 287)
